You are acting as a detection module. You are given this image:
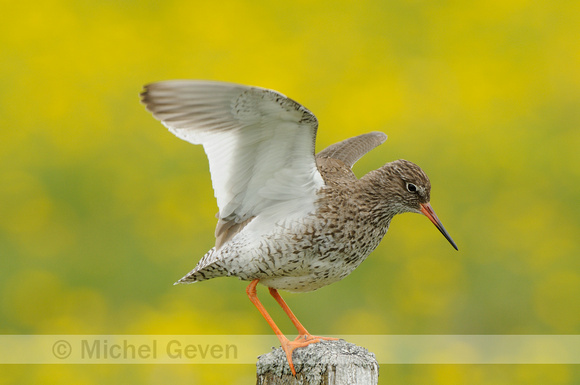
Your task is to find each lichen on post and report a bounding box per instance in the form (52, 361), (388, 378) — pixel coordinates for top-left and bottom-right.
(256, 340), (379, 385)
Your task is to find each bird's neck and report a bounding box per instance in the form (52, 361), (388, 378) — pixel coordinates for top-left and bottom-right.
(357, 167), (401, 227)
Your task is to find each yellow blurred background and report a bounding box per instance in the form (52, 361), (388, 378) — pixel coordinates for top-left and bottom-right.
(1, 0), (579, 383)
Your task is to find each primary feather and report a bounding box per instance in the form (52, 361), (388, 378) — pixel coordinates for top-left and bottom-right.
(141, 81), (325, 249)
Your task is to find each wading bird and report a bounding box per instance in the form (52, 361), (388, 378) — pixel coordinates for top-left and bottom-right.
(141, 80), (458, 375)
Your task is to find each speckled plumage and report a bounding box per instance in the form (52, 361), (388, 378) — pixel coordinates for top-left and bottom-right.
(140, 80), (456, 293)
(141, 80), (457, 376)
(176, 157), (431, 292)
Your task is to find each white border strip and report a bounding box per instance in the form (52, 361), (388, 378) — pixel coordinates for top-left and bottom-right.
(0, 335), (578, 364)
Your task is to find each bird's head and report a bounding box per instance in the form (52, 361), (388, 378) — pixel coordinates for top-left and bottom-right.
(368, 159), (458, 250)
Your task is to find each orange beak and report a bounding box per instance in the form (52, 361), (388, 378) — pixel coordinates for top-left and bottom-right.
(420, 203), (458, 250)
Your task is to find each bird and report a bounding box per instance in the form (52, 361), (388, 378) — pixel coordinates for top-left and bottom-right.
(140, 80), (458, 375)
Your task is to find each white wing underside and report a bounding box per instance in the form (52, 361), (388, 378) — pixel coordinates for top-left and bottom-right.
(141, 81), (324, 241)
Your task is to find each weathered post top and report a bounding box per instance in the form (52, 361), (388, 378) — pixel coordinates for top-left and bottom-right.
(256, 340), (379, 385)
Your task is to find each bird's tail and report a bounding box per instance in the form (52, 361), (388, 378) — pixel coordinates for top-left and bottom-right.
(173, 248), (228, 285)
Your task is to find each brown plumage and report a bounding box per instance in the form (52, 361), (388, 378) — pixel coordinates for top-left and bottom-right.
(141, 80), (457, 375)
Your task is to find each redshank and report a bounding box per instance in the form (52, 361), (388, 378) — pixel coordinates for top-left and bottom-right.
(141, 80), (458, 375)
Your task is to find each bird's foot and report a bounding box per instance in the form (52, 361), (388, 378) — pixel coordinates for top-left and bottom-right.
(280, 336), (322, 376)
(280, 333), (339, 375)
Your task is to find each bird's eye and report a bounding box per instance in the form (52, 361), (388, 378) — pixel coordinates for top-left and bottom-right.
(406, 183), (418, 193)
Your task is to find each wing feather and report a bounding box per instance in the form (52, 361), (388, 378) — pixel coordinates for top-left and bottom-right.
(316, 131), (387, 168)
(141, 80), (324, 246)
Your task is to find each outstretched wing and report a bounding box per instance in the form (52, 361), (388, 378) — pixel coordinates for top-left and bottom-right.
(141, 80), (324, 247)
(316, 131), (387, 168)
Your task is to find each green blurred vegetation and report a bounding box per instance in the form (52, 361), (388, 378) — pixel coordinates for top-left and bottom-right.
(1, 0), (579, 383)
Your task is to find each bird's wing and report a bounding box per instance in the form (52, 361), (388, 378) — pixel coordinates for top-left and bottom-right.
(316, 131), (387, 168)
(141, 80), (324, 244)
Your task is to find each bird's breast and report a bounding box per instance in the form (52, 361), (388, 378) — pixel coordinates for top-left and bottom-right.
(252, 212), (390, 292)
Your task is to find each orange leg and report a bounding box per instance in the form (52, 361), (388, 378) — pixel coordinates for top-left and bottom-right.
(247, 279), (324, 376)
(268, 287), (338, 343)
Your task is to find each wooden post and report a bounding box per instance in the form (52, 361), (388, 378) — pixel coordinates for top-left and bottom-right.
(256, 340), (379, 385)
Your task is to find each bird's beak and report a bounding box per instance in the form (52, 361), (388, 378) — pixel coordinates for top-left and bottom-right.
(420, 203), (458, 250)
